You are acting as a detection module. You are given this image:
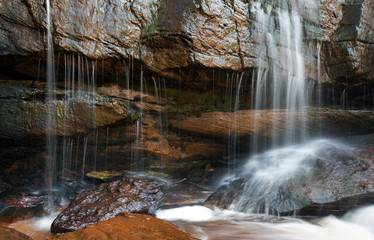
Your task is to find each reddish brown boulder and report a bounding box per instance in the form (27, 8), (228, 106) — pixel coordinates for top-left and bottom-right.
(51, 178), (164, 233)
(52, 212), (196, 240)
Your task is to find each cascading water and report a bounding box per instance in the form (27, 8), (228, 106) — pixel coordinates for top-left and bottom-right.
(223, 0), (322, 214)
(45, 0), (57, 190)
(251, 0), (316, 149)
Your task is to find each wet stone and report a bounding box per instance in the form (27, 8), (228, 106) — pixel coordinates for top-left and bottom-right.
(0, 196), (45, 224)
(51, 177), (164, 233)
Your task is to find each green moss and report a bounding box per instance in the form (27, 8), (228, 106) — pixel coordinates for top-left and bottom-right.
(145, 85), (228, 116)
(86, 171), (125, 181)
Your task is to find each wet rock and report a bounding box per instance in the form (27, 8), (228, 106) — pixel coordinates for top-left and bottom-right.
(52, 212), (196, 240)
(61, 180), (96, 201)
(0, 0), (373, 84)
(86, 170), (171, 189)
(0, 86), (139, 140)
(170, 108), (374, 140)
(322, 0), (374, 82)
(85, 171), (126, 183)
(51, 177), (164, 233)
(207, 134), (374, 215)
(0, 196), (45, 224)
(0, 226), (33, 240)
(98, 114), (226, 173)
(298, 192), (374, 216)
(0, 189), (62, 224)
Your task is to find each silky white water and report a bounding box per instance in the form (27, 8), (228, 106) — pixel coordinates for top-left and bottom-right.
(219, 138), (355, 214)
(156, 205), (374, 240)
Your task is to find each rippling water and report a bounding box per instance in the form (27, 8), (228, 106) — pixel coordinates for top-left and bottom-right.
(156, 205), (374, 240)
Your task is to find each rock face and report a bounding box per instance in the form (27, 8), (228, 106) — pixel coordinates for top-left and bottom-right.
(52, 212), (196, 240)
(206, 134), (374, 215)
(170, 108), (374, 140)
(51, 177), (164, 233)
(0, 0), (373, 83)
(0, 86), (138, 140)
(322, 0), (374, 82)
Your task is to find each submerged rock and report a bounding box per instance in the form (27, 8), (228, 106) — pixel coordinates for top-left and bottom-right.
(207, 134), (374, 215)
(52, 212), (196, 240)
(51, 177), (164, 233)
(0, 226), (32, 240)
(0, 86), (139, 140)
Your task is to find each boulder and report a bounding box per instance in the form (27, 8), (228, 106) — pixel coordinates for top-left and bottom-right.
(0, 86), (139, 140)
(0, 190), (62, 224)
(51, 177), (164, 233)
(0, 196), (45, 224)
(206, 134), (374, 215)
(52, 212), (196, 240)
(0, 226), (32, 240)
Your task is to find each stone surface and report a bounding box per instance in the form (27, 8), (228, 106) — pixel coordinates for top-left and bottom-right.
(0, 196), (45, 224)
(0, 86), (139, 140)
(322, 0), (374, 82)
(51, 177), (164, 233)
(52, 212), (196, 240)
(0, 226), (32, 240)
(169, 108), (374, 140)
(206, 134), (374, 215)
(0, 0), (373, 83)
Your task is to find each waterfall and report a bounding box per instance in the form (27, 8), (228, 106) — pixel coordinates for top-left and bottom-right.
(224, 0), (321, 214)
(251, 1), (315, 149)
(45, 0), (57, 189)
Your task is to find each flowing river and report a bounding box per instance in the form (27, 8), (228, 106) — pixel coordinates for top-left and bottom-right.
(156, 205), (374, 240)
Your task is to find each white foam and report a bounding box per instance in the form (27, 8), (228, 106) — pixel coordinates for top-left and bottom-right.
(156, 205), (374, 240)
(156, 206), (214, 222)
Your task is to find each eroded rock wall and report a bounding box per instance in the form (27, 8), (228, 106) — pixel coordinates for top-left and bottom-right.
(0, 0), (373, 83)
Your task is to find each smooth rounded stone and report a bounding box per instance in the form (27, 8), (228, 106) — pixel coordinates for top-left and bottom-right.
(0, 86), (139, 140)
(51, 177), (164, 233)
(52, 212), (197, 240)
(0, 226), (33, 240)
(207, 134), (374, 215)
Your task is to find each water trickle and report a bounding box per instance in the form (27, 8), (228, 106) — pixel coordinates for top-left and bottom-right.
(45, 0), (57, 194)
(340, 88), (348, 109)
